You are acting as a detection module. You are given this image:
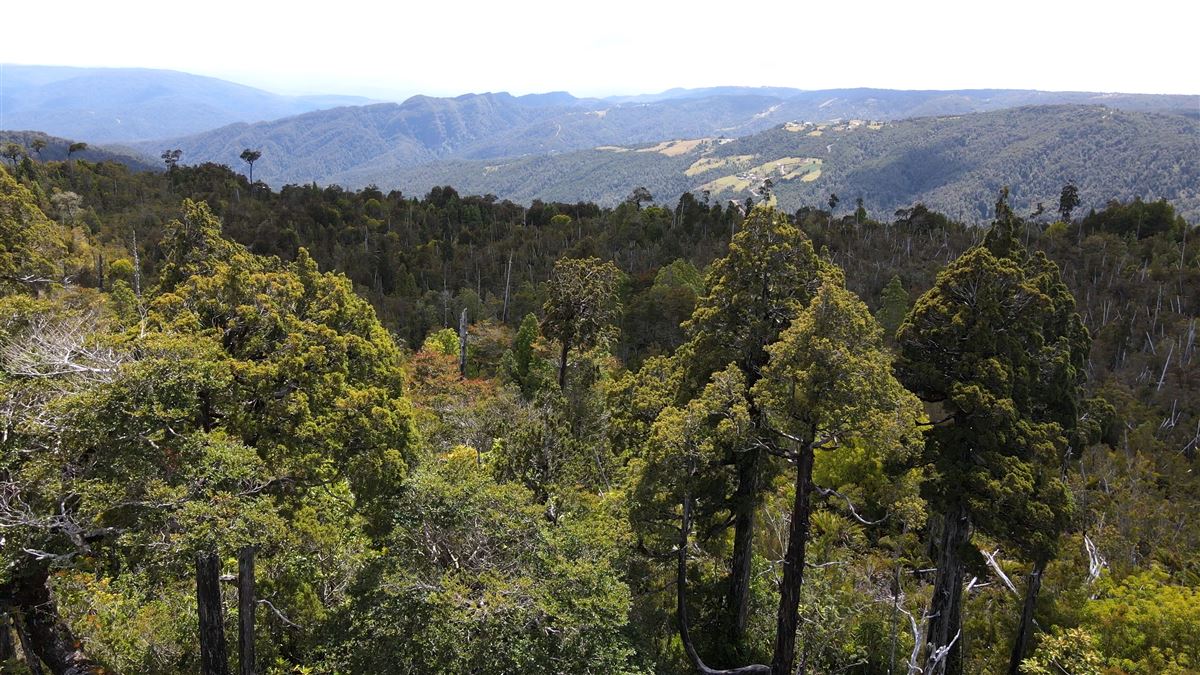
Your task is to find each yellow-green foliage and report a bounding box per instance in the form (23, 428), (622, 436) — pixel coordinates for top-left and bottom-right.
(1080, 569), (1200, 673)
(422, 327), (461, 356)
(0, 166), (93, 294)
(1021, 626), (1105, 675)
(1, 199), (417, 671)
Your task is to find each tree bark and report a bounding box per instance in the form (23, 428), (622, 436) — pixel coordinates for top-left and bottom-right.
(925, 504), (971, 675)
(769, 443), (816, 675)
(238, 547), (256, 675)
(1006, 559), (1045, 675)
(677, 487), (770, 675)
(9, 565), (101, 675)
(0, 608), (12, 663)
(723, 443), (761, 654)
(197, 551), (230, 675)
(557, 339), (570, 389)
(13, 611), (45, 675)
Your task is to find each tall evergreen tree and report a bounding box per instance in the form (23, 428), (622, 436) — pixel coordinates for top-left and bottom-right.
(876, 274), (910, 338)
(681, 205), (820, 656)
(896, 198), (1090, 674)
(753, 273), (921, 675)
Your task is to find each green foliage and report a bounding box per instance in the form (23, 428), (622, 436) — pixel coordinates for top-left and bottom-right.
(1080, 569), (1200, 673)
(1020, 626), (1104, 675)
(0, 167), (91, 294)
(654, 258), (704, 296)
(1080, 196), (1187, 239)
(1059, 184), (1081, 222)
(542, 257), (623, 386)
(754, 274), (922, 460)
(53, 570), (198, 673)
(2, 153), (1197, 673)
(875, 274), (910, 339)
(683, 205), (820, 388)
(897, 213), (1090, 561)
(503, 312), (551, 399)
(421, 327), (461, 356)
(317, 448), (646, 674)
(157, 198), (242, 289)
(620, 259), (705, 367)
(632, 364), (749, 549)
(0, 201), (417, 669)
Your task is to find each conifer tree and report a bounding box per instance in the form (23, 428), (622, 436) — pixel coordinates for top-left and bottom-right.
(876, 274), (910, 338)
(681, 205), (820, 654)
(896, 196), (1090, 674)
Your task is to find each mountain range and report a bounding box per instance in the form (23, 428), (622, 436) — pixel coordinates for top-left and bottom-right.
(351, 105), (1200, 223)
(2, 65), (1198, 223)
(0, 64), (374, 142)
(134, 86), (1198, 188)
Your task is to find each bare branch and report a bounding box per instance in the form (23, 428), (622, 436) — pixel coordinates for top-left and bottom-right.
(257, 599), (301, 629)
(815, 485), (887, 525)
(982, 548), (1019, 596)
(1084, 534), (1107, 586)
(2, 310), (125, 383)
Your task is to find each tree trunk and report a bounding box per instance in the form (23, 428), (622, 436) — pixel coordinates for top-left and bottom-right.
(723, 443), (761, 654)
(925, 504), (971, 675)
(770, 443), (816, 675)
(197, 552), (230, 675)
(10, 565), (101, 675)
(677, 486), (770, 675)
(13, 612), (44, 675)
(1006, 559), (1045, 675)
(557, 339), (570, 389)
(238, 547), (256, 675)
(502, 251), (513, 323)
(0, 608), (12, 663)
(458, 308), (469, 378)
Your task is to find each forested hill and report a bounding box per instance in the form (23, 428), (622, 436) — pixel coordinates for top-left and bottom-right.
(129, 87), (1198, 189)
(347, 105), (1200, 223)
(0, 64), (373, 142)
(0, 130), (158, 170)
(0, 157), (1198, 673)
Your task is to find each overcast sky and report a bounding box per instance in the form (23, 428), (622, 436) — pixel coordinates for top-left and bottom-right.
(3, 0), (1198, 99)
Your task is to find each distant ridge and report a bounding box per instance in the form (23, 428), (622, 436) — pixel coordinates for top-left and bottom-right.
(0, 64), (376, 142)
(131, 86), (1198, 188)
(0, 130), (157, 171)
(361, 106), (1200, 224)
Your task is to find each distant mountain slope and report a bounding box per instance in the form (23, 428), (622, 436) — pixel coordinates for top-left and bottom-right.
(131, 91), (795, 184)
(135, 86), (1198, 187)
(0, 65), (374, 142)
(617, 86), (1199, 118)
(360, 106), (1200, 224)
(0, 130), (157, 170)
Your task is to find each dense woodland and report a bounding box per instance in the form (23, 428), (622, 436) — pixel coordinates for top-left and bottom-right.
(0, 155), (1198, 674)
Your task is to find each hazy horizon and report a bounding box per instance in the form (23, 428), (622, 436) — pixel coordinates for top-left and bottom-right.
(3, 0), (1198, 100)
(3, 61), (1198, 106)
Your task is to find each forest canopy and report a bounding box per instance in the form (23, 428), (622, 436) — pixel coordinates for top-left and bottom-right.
(0, 156), (1198, 675)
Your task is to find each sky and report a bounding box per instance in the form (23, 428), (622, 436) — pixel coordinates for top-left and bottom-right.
(2, 0), (1198, 99)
